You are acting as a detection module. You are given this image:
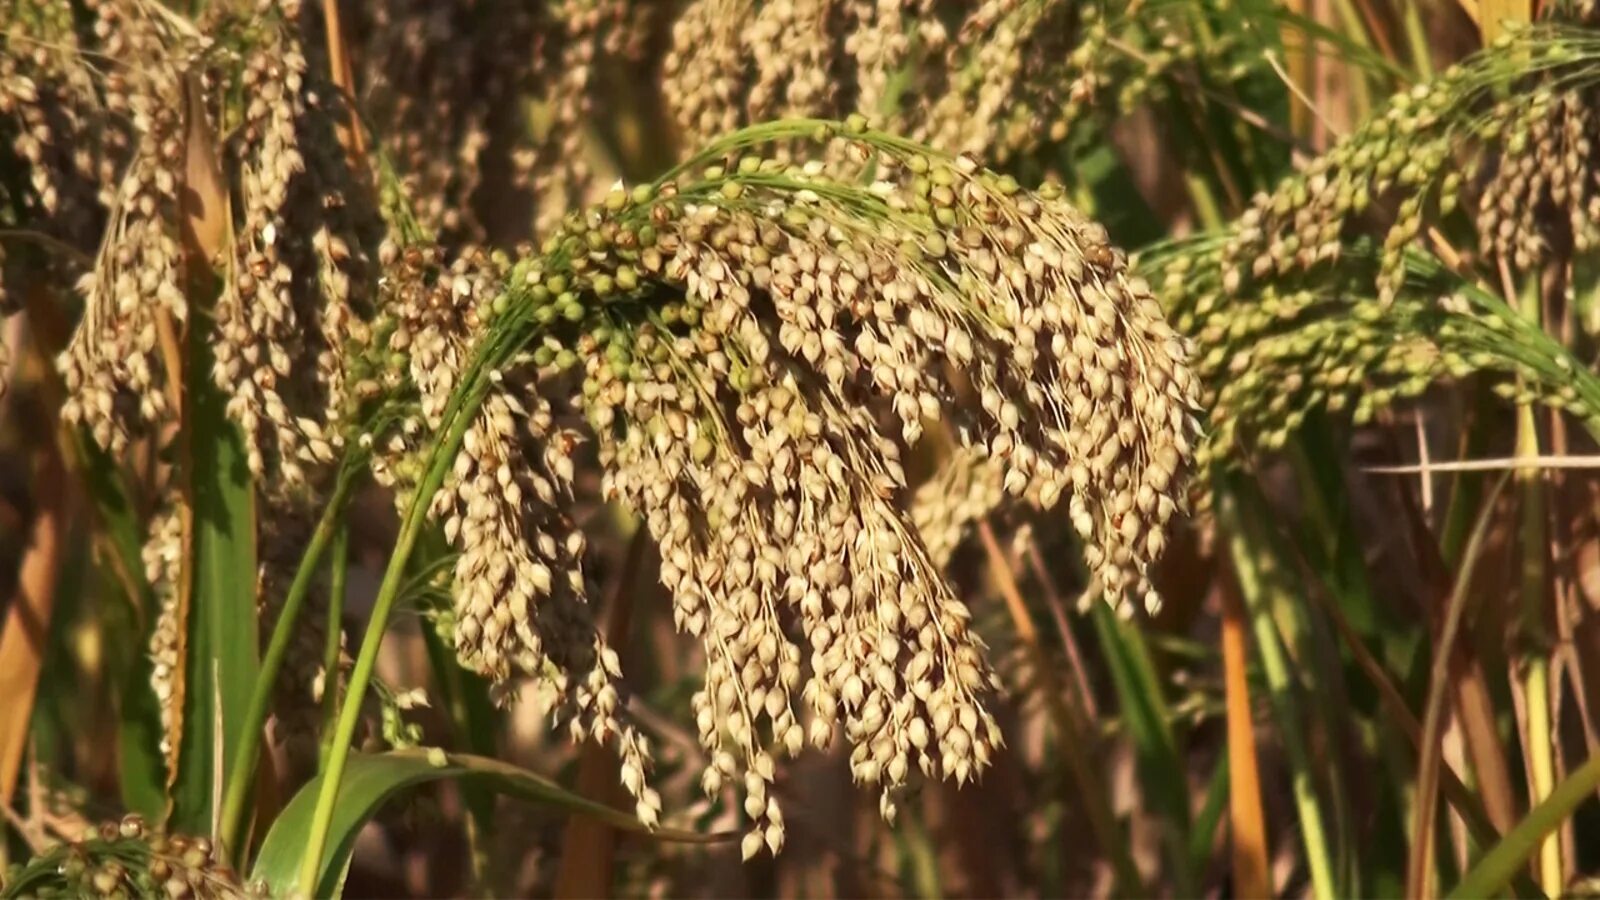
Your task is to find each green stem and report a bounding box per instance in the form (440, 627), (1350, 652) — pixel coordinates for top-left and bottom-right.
(1516, 276), (1561, 896)
(1524, 659), (1559, 893)
(1400, 1), (1434, 79)
(1220, 480), (1337, 900)
(1448, 754), (1600, 899)
(318, 523), (350, 769)
(218, 469), (357, 863)
(297, 381), (489, 893)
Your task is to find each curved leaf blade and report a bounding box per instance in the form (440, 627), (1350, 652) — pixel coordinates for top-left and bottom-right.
(252, 749), (731, 897)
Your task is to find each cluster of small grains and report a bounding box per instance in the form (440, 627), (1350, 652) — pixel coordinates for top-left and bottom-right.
(517, 0), (646, 236)
(1218, 24), (1600, 307)
(842, 0), (931, 123)
(55, 5), (196, 453)
(914, 0), (1080, 161)
(1153, 248), (1600, 466)
(355, 0), (645, 242)
(25, 1), (384, 770)
(744, 0), (841, 128)
(142, 502), (184, 761)
(212, 10), (377, 492)
(662, 0), (1245, 164)
(1474, 83), (1600, 265)
(1149, 20), (1600, 466)
(0, 0), (118, 389)
(369, 242), (661, 828)
(662, 0), (756, 145)
(0, 816), (261, 899)
(354, 0), (541, 241)
(424, 120), (1198, 853)
(910, 447), (1004, 568)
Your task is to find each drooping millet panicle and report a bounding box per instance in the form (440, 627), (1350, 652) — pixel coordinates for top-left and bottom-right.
(354, 0), (646, 242)
(143, 501), (184, 760)
(662, 0), (1247, 167)
(587, 133), (1197, 851)
(915, 0), (1080, 161)
(212, 10), (378, 492)
(662, 0), (753, 146)
(55, 3), (195, 453)
(842, 0), (929, 124)
(0, 0), (117, 393)
(1157, 245), (1600, 468)
(911, 447), (1004, 569)
(1474, 83), (1600, 268)
(1144, 20), (1600, 468)
(1213, 20), (1600, 306)
(520, 0), (645, 236)
(0, 815), (262, 899)
(744, 0), (841, 126)
(372, 120), (1198, 853)
(353, 0), (541, 242)
(369, 242), (663, 828)
(28, 1), (381, 765)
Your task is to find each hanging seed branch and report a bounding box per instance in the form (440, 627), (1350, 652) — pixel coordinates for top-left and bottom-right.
(1145, 240), (1600, 468)
(1141, 18), (1600, 468)
(346, 117), (1199, 860)
(350, 0), (649, 241)
(0, 816), (263, 899)
(1211, 20), (1600, 301)
(6, 0), (386, 772)
(663, 0), (1272, 167)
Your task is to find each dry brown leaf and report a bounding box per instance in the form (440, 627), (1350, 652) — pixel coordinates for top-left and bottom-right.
(0, 424), (70, 807)
(178, 70), (228, 267)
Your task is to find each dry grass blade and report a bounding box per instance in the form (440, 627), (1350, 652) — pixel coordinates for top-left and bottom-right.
(1221, 583), (1270, 900)
(1364, 455), (1600, 474)
(178, 71), (227, 266)
(0, 431), (68, 808)
(1406, 472), (1513, 900)
(320, 0), (366, 164)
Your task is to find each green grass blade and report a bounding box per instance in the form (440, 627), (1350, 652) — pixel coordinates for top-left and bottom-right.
(1219, 474), (1339, 900)
(252, 749), (733, 898)
(169, 335), (259, 835)
(1449, 754), (1600, 899)
(77, 439), (166, 819)
(1090, 601), (1194, 893)
(414, 539), (501, 887)
(1188, 750), (1231, 879)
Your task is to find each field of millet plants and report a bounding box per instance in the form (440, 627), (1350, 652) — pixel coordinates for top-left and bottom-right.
(2, 0), (1600, 896)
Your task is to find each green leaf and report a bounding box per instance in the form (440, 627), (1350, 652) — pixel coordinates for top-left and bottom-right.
(1449, 754), (1600, 899)
(1219, 475), (1339, 900)
(1187, 751), (1230, 879)
(77, 438), (166, 820)
(169, 332), (259, 834)
(253, 749), (733, 898)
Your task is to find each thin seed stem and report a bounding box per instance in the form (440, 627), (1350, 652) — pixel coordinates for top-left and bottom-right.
(218, 466), (358, 864)
(318, 522), (350, 768)
(297, 376), (490, 893)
